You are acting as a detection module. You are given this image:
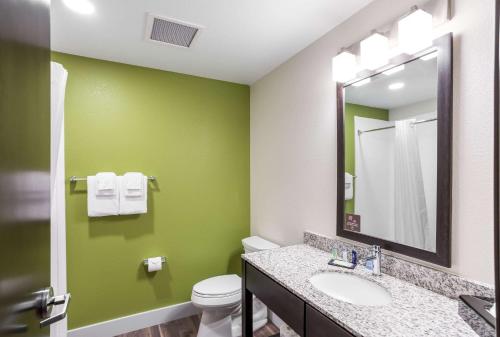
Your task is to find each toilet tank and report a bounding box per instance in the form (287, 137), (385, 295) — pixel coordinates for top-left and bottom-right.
(242, 236), (280, 253)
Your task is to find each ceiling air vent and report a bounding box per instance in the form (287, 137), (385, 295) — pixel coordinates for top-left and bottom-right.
(145, 14), (201, 48)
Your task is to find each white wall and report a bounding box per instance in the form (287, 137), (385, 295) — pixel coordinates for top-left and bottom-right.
(250, 0), (495, 284)
(389, 99), (437, 121)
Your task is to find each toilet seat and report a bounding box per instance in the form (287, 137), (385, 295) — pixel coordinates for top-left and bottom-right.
(192, 237), (279, 337)
(192, 275), (241, 307)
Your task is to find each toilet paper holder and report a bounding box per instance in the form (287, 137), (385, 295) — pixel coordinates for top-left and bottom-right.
(143, 256), (166, 266)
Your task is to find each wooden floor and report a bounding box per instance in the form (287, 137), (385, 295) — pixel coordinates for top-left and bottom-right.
(115, 315), (279, 337)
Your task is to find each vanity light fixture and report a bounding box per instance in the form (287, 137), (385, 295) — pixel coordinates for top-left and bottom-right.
(383, 65), (405, 76)
(398, 8), (433, 55)
(360, 33), (389, 71)
(332, 51), (358, 83)
(352, 78), (371, 87)
(421, 51), (438, 61)
(388, 82), (405, 90)
(62, 0), (95, 14)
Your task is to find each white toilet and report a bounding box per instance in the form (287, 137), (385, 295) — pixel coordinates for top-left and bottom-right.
(191, 236), (279, 337)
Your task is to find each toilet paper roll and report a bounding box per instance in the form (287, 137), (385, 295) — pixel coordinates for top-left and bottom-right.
(147, 257), (163, 272)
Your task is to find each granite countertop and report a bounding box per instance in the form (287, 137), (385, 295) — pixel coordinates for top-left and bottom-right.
(242, 244), (478, 337)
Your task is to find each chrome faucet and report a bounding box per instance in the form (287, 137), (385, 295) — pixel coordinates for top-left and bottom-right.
(364, 245), (382, 276)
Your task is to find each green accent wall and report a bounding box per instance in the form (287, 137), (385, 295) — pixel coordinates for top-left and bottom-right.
(51, 53), (250, 329)
(344, 103), (388, 214)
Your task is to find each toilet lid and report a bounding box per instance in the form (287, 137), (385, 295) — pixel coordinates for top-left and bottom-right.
(193, 274), (241, 297)
(242, 236), (279, 252)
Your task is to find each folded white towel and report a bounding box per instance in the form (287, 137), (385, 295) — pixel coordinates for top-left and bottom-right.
(123, 172), (144, 197)
(87, 176), (119, 217)
(345, 172), (354, 200)
(95, 172), (117, 196)
(118, 176), (147, 215)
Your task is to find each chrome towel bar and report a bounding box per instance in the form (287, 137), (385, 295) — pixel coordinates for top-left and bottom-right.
(69, 175), (156, 183)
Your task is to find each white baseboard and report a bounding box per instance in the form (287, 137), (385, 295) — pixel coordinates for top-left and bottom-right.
(68, 301), (200, 337)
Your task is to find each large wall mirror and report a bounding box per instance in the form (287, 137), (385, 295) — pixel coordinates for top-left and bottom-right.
(337, 33), (453, 267)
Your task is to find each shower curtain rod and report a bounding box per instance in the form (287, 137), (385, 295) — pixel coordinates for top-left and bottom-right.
(357, 118), (437, 135)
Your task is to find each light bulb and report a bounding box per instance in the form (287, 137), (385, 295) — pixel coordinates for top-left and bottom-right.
(398, 9), (433, 55)
(360, 33), (389, 71)
(332, 51), (358, 83)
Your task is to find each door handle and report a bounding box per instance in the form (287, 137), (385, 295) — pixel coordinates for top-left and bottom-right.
(2, 287), (71, 333)
(39, 293), (71, 327)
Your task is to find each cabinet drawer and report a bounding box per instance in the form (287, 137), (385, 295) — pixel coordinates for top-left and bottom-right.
(306, 305), (354, 337)
(245, 263), (305, 335)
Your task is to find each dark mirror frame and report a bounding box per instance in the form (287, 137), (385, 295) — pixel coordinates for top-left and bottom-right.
(336, 33), (453, 267)
(494, 0), (499, 328)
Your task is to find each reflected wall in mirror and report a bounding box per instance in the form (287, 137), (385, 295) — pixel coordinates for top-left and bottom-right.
(337, 33), (452, 267)
(344, 54), (438, 252)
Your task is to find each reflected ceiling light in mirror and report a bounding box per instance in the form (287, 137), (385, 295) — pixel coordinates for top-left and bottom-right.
(382, 65), (405, 76)
(352, 78), (371, 87)
(360, 33), (389, 71)
(388, 82), (405, 90)
(332, 51), (357, 83)
(63, 0), (95, 14)
(421, 51), (438, 61)
(398, 8), (433, 55)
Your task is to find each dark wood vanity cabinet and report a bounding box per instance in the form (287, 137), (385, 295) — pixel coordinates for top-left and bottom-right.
(242, 261), (355, 337)
(244, 263), (305, 335)
(306, 305), (354, 337)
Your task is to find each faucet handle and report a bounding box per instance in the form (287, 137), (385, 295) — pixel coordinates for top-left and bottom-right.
(371, 245), (381, 254)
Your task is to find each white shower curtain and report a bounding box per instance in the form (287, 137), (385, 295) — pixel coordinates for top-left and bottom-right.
(394, 119), (430, 250)
(50, 62), (68, 337)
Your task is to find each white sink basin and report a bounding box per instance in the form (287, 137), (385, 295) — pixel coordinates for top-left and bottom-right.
(309, 272), (392, 306)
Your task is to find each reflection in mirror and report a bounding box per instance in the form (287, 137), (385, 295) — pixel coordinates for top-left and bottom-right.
(344, 52), (438, 252)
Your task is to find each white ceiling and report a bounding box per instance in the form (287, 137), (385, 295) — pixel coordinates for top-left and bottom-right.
(346, 57), (438, 110)
(51, 0), (373, 84)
